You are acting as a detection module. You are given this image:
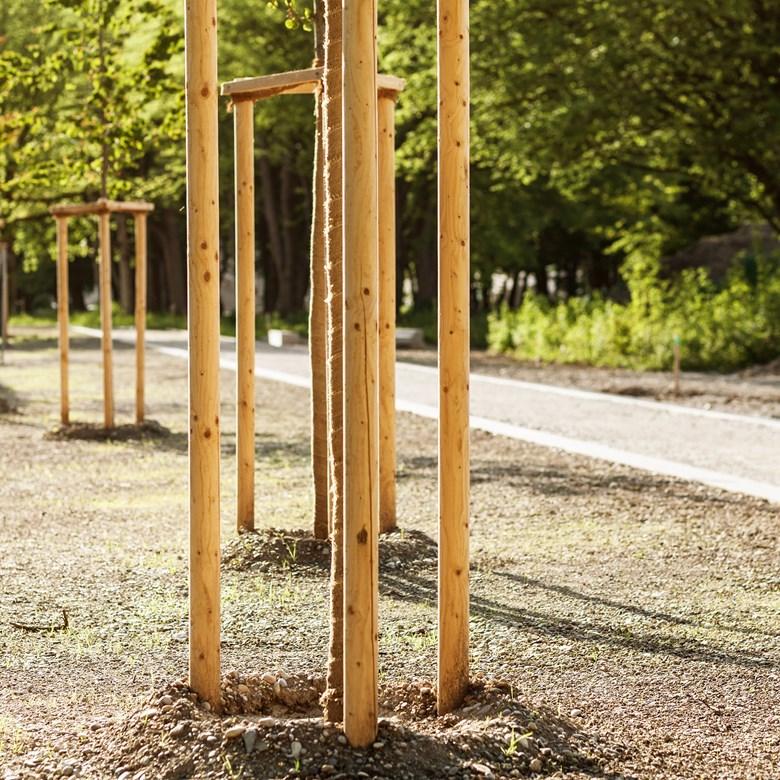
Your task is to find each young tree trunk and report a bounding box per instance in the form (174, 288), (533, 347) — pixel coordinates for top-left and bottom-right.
(117, 214), (133, 314)
(159, 208), (187, 315)
(279, 161), (296, 314)
(322, 0), (344, 724)
(310, 1), (330, 541)
(258, 155), (286, 313)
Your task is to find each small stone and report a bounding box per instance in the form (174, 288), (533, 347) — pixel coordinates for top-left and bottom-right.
(337, 735), (347, 745)
(277, 677), (288, 688)
(570, 708), (582, 718)
(529, 758), (543, 773)
(138, 708), (158, 720)
(261, 672), (276, 685)
(372, 742), (385, 749)
(169, 723), (187, 738)
(115, 768), (131, 777)
(471, 764), (494, 778)
(320, 765), (336, 775)
(158, 695), (173, 706)
(237, 684), (250, 696)
(117, 774), (131, 780)
(255, 740), (270, 753)
(291, 741), (302, 758)
(60, 767), (74, 778)
(243, 728), (258, 754)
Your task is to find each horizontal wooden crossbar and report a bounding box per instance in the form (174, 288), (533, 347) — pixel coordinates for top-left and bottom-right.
(50, 198), (155, 218)
(221, 68), (322, 102)
(221, 68), (406, 103)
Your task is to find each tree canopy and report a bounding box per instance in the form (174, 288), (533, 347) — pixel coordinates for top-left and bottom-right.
(1, 0), (778, 317)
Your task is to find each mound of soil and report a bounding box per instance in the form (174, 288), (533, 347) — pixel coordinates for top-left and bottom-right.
(223, 529), (331, 573)
(38, 676), (611, 779)
(223, 528), (439, 576)
(44, 419), (171, 443)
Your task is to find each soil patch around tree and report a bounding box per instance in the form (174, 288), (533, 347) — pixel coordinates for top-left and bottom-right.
(44, 419), (172, 443)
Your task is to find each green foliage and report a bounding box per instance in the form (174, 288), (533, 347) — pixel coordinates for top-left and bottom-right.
(488, 254), (780, 372)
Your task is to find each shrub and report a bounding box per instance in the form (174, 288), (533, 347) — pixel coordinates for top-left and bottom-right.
(487, 251), (780, 371)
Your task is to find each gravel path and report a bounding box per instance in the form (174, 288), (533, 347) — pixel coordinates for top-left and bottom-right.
(0, 328), (778, 779)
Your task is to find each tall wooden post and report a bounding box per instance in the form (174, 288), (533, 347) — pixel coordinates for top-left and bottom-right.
(437, 0), (470, 715)
(55, 219), (70, 424)
(378, 90), (398, 534)
(98, 210), (114, 429)
(0, 241), (8, 366)
(235, 99), (256, 533)
(185, 0), (222, 710)
(342, 0), (379, 748)
(134, 213), (148, 423)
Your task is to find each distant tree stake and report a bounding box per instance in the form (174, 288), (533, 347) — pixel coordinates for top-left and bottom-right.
(50, 200), (153, 429)
(134, 213), (148, 424)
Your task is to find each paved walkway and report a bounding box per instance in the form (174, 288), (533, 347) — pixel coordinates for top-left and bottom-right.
(74, 326), (780, 503)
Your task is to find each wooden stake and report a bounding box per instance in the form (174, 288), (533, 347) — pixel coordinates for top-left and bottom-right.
(55, 219), (69, 424)
(437, 0), (470, 715)
(378, 92), (397, 534)
(235, 99), (256, 533)
(342, 0), (379, 748)
(185, 0), (222, 710)
(0, 241), (8, 366)
(98, 210), (114, 429)
(134, 213), (147, 424)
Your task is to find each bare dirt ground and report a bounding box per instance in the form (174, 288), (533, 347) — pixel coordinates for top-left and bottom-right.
(401, 349), (780, 419)
(0, 327), (778, 779)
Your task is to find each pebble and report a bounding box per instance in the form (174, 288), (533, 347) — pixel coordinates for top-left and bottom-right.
(262, 672), (276, 685)
(255, 740), (270, 753)
(243, 728), (258, 754)
(570, 708), (582, 718)
(116, 774), (131, 780)
(158, 695), (173, 706)
(472, 764), (494, 778)
(291, 740), (302, 758)
(224, 725), (246, 740)
(138, 708), (158, 720)
(372, 741), (385, 749)
(320, 765), (336, 775)
(529, 758), (543, 773)
(337, 735), (347, 745)
(169, 723), (187, 738)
